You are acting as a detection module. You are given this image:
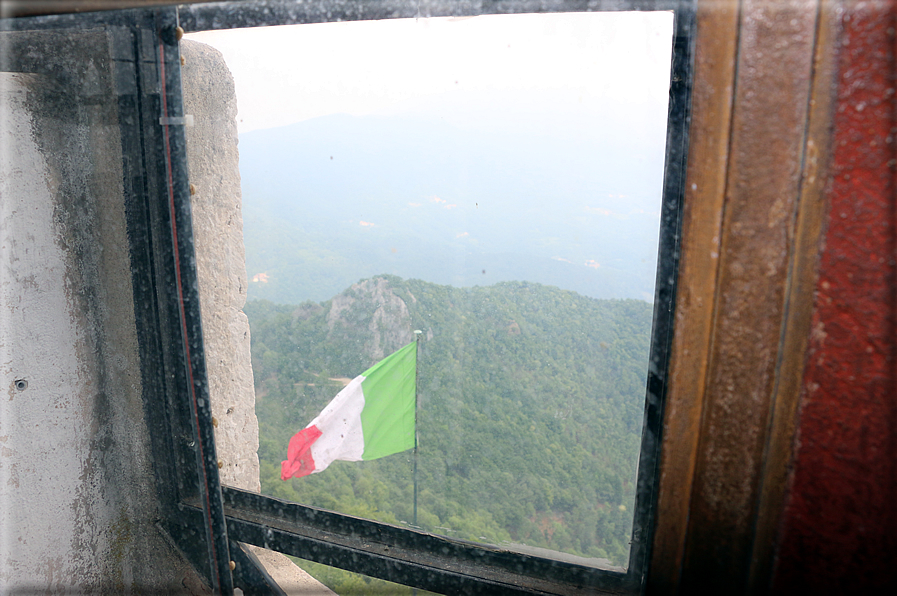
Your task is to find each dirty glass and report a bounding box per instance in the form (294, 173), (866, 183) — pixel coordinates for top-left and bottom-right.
(184, 10), (674, 578)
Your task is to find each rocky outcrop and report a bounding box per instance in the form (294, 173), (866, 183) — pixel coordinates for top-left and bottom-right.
(326, 277), (414, 363)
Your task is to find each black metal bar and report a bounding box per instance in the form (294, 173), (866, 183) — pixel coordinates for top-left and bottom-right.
(0, 0), (220, 19)
(219, 487), (629, 595)
(153, 6), (234, 593)
(87, 7), (225, 585)
(629, 0), (696, 586)
(229, 541), (290, 596)
(228, 516), (565, 595)
(177, 0), (689, 32)
(0, 4), (157, 29)
(123, 14), (227, 586)
(114, 12), (194, 530)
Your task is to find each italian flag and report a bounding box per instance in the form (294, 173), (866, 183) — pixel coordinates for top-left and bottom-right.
(281, 342), (417, 480)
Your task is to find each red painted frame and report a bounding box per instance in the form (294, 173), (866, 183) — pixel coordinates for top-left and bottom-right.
(775, 2), (897, 592)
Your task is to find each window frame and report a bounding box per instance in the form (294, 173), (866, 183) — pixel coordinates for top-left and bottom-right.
(1, 1), (695, 594)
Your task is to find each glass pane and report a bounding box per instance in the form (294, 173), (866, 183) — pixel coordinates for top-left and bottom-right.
(186, 11), (673, 572)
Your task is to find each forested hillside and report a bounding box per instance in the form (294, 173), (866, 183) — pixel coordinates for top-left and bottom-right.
(247, 275), (653, 568)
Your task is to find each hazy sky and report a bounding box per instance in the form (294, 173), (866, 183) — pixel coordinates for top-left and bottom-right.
(186, 11), (674, 134)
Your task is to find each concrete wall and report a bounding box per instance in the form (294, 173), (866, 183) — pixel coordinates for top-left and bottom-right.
(0, 32), (204, 593)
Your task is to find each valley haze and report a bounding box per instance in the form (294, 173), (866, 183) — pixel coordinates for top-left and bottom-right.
(240, 98), (669, 305)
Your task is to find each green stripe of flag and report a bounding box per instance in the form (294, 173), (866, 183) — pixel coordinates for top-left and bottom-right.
(360, 341), (417, 460)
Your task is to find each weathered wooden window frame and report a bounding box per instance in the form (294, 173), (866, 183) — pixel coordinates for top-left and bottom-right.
(1, 1), (695, 593)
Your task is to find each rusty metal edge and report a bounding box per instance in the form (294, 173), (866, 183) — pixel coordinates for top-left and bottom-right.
(646, 0), (741, 592)
(678, 0), (825, 589)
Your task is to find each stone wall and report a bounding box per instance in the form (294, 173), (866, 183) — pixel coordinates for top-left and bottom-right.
(181, 39), (333, 594)
(181, 39), (261, 493)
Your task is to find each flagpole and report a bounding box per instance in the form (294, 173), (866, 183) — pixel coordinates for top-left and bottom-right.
(413, 329), (422, 529)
